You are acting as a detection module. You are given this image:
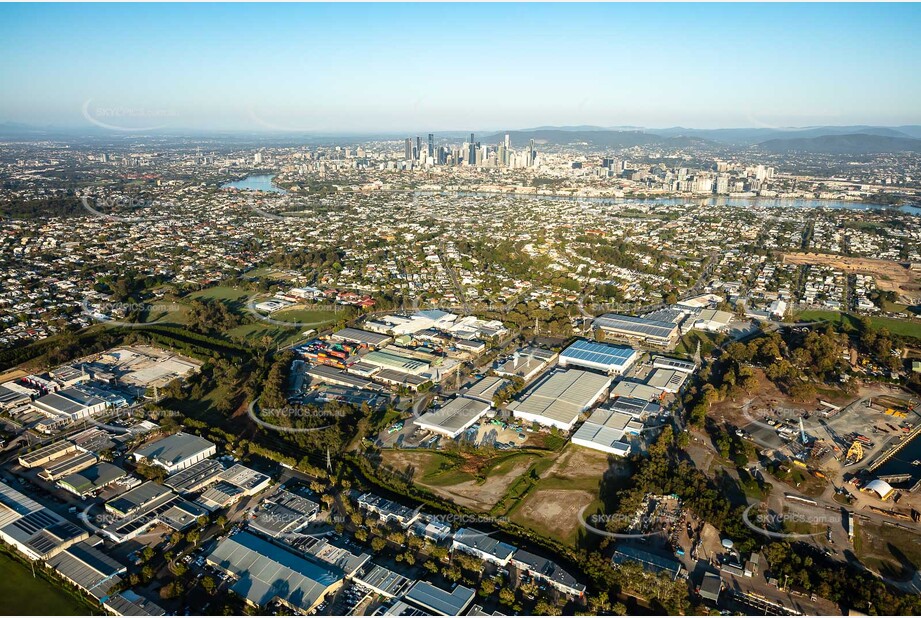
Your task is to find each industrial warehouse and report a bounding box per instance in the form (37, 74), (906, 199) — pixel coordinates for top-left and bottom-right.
(506, 369), (611, 431)
(558, 338), (639, 375)
(593, 313), (680, 349)
(413, 396), (492, 438)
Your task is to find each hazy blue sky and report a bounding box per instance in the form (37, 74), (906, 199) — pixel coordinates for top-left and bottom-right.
(1, 3), (920, 132)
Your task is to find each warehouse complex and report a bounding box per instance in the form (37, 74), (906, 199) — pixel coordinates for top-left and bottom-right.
(506, 368), (611, 432)
(132, 432), (217, 473)
(414, 396), (492, 438)
(206, 531), (343, 614)
(594, 313), (680, 349)
(558, 339), (638, 375)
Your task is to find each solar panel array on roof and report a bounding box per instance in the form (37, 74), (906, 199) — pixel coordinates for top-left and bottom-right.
(594, 313), (678, 340)
(560, 339), (637, 370)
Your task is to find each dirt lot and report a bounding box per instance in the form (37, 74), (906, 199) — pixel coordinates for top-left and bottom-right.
(425, 458), (535, 511)
(510, 488), (597, 545)
(0, 368), (27, 383)
(782, 252), (921, 302)
(380, 449), (537, 511)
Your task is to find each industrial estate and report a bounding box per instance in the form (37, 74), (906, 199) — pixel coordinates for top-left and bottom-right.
(3, 3), (921, 617)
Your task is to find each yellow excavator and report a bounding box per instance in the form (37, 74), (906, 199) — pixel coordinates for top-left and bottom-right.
(845, 441), (864, 465)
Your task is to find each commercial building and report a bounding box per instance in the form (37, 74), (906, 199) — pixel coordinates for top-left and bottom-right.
(494, 347), (557, 382)
(331, 328), (393, 349)
(363, 350), (431, 376)
(196, 464), (271, 511)
(594, 313), (680, 349)
(461, 376), (509, 404)
(164, 458), (225, 494)
(307, 364), (381, 391)
(691, 309), (733, 333)
(612, 545), (682, 580)
(611, 380), (664, 402)
(452, 528), (517, 566)
(31, 387), (108, 422)
(45, 540), (126, 601)
(509, 549), (586, 597)
(403, 581), (475, 616)
(357, 492), (421, 528)
(132, 432), (216, 473)
(506, 369), (610, 432)
(414, 396), (491, 439)
(18, 440), (77, 468)
(558, 339), (638, 375)
(250, 488), (320, 538)
(571, 409), (637, 457)
(39, 451), (98, 482)
(353, 562), (413, 599)
(205, 531), (343, 614)
(0, 481), (88, 560)
(103, 590), (166, 616)
(652, 356), (697, 374)
(645, 368), (689, 394)
(607, 396), (662, 420)
(58, 462), (127, 497)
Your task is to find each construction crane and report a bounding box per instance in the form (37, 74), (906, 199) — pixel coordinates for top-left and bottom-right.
(845, 441), (864, 465)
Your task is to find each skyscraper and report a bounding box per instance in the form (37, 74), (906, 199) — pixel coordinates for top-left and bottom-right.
(427, 133), (434, 158)
(404, 138), (412, 161)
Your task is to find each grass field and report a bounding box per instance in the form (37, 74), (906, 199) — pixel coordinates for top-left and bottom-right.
(0, 552), (94, 615)
(796, 309), (921, 340)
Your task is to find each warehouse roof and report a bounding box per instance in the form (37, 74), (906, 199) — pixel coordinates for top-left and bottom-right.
(506, 369), (610, 427)
(33, 388), (106, 417)
(415, 396), (490, 437)
(59, 462), (126, 495)
(133, 432), (215, 467)
(404, 581), (475, 616)
(462, 376), (509, 403)
(164, 459), (225, 494)
(332, 328), (392, 347)
(594, 313), (678, 339)
(207, 531), (341, 612)
(46, 540), (125, 599)
(560, 339), (637, 368)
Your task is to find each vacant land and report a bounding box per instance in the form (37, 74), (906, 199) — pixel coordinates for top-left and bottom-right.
(380, 449), (540, 511)
(783, 252), (921, 302)
(855, 518), (921, 580)
(508, 444), (612, 545)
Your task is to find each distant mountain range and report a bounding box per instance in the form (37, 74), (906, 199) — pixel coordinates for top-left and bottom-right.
(755, 133), (921, 154)
(3, 121), (921, 154)
(481, 129), (711, 149)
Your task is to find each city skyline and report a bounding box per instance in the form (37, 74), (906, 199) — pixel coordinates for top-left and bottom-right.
(2, 3), (921, 132)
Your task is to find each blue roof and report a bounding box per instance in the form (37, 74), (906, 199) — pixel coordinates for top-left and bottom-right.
(560, 339), (637, 368)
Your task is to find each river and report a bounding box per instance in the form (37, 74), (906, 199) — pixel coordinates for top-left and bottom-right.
(221, 174), (286, 194)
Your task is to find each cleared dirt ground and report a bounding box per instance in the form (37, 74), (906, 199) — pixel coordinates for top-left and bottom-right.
(782, 252), (921, 301)
(511, 488), (597, 544)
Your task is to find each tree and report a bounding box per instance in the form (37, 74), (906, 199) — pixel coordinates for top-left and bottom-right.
(499, 588), (516, 606)
(371, 537), (386, 552)
(202, 576), (216, 595)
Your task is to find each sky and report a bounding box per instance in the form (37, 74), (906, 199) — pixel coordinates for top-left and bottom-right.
(1, 2), (920, 133)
